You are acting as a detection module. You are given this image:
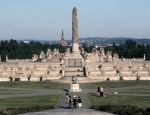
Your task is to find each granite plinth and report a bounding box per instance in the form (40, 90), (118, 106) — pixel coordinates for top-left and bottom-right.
(69, 83), (82, 92)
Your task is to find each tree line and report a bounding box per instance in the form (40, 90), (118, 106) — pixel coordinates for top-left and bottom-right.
(82, 39), (150, 60)
(0, 39), (150, 61)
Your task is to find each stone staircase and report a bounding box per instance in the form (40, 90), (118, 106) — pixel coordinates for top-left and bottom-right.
(64, 67), (85, 77)
(47, 67), (104, 83)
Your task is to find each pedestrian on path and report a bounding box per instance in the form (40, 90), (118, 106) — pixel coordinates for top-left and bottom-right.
(68, 95), (72, 109)
(77, 96), (82, 109)
(66, 91), (69, 98)
(73, 95), (77, 109)
(97, 86), (100, 95)
(100, 86), (104, 97)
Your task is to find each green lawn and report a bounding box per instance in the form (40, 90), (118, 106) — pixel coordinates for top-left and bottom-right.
(0, 81), (64, 89)
(0, 95), (60, 109)
(120, 87), (150, 94)
(88, 94), (150, 107)
(0, 89), (31, 95)
(85, 81), (150, 89)
(87, 81), (150, 107)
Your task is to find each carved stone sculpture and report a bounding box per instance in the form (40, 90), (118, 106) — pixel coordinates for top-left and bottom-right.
(72, 7), (78, 43)
(64, 48), (71, 56)
(32, 54), (38, 62)
(39, 51), (46, 62)
(72, 7), (79, 53)
(72, 76), (77, 84)
(52, 48), (59, 57)
(113, 53), (119, 62)
(46, 48), (52, 59)
(81, 48), (84, 53)
(92, 48), (99, 55)
(106, 51), (112, 62)
(39, 51), (45, 59)
(99, 47), (105, 56)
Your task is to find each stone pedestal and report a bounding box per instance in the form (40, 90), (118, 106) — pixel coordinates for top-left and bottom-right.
(72, 42), (79, 53)
(69, 83), (82, 92)
(64, 53), (84, 67)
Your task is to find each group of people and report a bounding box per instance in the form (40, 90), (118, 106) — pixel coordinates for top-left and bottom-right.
(97, 86), (104, 97)
(66, 91), (82, 109)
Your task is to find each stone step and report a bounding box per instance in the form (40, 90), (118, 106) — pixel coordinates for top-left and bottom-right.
(61, 76), (88, 80)
(65, 67), (84, 72)
(48, 77), (104, 83)
(64, 71), (84, 77)
(19, 109), (114, 115)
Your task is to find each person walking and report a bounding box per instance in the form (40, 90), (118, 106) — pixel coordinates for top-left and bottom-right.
(97, 86), (100, 95)
(66, 91), (69, 98)
(73, 95), (77, 109)
(77, 96), (82, 109)
(68, 95), (72, 109)
(100, 86), (104, 97)
(66, 91), (69, 102)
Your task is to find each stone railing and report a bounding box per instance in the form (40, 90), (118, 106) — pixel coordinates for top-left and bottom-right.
(7, 59), (32, 62)
(123, 58), (144, 61)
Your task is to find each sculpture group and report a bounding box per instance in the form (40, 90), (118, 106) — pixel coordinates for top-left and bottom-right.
(32, 48), (59, 62)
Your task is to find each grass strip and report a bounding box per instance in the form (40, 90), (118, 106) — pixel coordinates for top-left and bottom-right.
(85, 81), (150, 89)
(0, 94), (60, 110)
(0, 82), (64, 89)
(88, 93), (150, 107)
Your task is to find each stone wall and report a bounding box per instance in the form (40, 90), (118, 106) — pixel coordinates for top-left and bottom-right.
(86, 61), (150, 81)
(1, 59), (150, 82)
(0, 62), (61, 81)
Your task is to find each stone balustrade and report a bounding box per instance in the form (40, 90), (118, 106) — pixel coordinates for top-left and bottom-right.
(123, 58), (144, 61)
(7, 59), (32, 62)
(122, 76), (137, 80)
(103, 70), (117, 75)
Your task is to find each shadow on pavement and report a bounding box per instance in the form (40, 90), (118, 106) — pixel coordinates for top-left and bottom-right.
(57, 106), (69, 109)
(63, 89), (69, 92)
(89, 92), (100, 97)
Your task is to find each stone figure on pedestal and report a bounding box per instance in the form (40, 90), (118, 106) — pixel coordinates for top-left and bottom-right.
(52, 48), (59, 57)
(64, 48), (71, 57)
(92, 48), (98, 55)
(46, 48), (52, 59)
(69, 75), (81, 92)
(39, 51), (47, 62)
(32, 54), (38, 62)
(113, 53), (119, 62)
(72, 76), (77, 84)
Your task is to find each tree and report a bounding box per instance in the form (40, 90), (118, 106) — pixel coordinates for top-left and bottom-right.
(125, 39), (136, 49)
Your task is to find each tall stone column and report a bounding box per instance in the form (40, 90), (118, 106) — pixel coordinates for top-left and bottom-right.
(72, 7), (79, 53)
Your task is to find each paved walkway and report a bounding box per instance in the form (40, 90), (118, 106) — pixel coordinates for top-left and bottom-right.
(57, 83), (90, 109)
(18, 83), (115, 115)
(20, 109), (114, 115)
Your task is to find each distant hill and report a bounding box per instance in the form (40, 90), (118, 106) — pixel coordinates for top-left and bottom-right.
(78, 37), (150, 45)
(1, 37), (150, 45)
(47, 37), (150, 45)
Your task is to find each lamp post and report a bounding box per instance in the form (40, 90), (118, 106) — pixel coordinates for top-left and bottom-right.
(132, 62), (134, 75)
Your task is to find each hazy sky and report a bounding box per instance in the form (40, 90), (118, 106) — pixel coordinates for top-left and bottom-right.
(0, 0), (150, 40)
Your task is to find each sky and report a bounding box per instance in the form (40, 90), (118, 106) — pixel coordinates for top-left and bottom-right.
(0, 0), (150, 40)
